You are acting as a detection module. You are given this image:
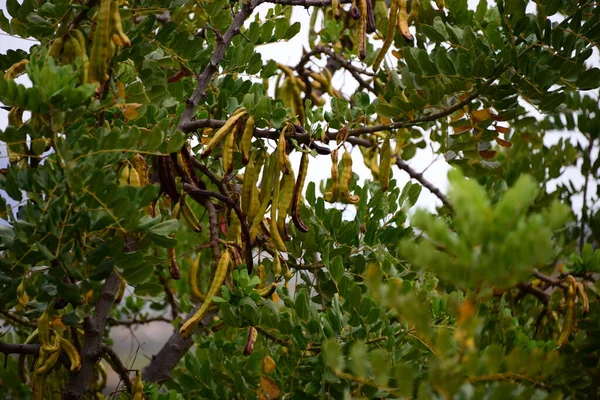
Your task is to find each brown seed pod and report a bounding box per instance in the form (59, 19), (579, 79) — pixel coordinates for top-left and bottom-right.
(157, 155), (180, 202)
(243, 326), (258, 356)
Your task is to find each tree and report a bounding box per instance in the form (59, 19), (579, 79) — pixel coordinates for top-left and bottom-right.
(0, 0), (599, 398)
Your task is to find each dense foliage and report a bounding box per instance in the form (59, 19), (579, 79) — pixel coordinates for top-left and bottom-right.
(0, 0), (599, 398)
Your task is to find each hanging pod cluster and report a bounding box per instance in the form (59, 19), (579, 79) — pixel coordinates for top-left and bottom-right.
(19, 311), (82, 400)
(324, 148), (361, 203)
(88, 0), (131, 85)
(360, 135), (395, 192)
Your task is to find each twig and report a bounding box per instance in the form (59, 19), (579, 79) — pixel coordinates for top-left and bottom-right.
(183, 183), (254, 272)
(516, 283), (550, 304)
(64, 271), (121, 400)
(395, 158), (453, 210)
(579, 136), (594, 252)
(101, 344), (133, 393)
(314, 46), (376, 92)
(0, 309), (37, 327)
(108, 316), (173, 327)
(254, 326), (290, 346)
(532, 269), (566, 288)
(156, 269), (179, 320)
(191, 158), (229, 197)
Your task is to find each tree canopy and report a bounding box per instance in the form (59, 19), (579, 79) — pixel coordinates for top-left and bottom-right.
(0, 0), (599, 399)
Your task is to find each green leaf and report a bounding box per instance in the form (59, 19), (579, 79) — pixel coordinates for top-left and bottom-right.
(577, 68), (600, 90)
(166, 130), (186, 153)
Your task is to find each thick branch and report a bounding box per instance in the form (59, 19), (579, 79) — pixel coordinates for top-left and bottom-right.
(64, 271), (121, 400)
(395, 158), (453, 211)
(142, 308), (215, 383)
(0, 342), (41, 356)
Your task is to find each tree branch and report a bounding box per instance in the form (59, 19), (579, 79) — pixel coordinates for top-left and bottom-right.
(177, 0), (262, 129)
(0, 309), (37, 327)
(395, 158), (453, 211)
(101, 344), (133, 393)
(180, 118), (373, 147)
(64, 271), (121, 400)
(141, 308), (215, 383)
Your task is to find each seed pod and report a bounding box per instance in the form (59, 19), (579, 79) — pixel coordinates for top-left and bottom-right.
(379, 137), (391, 191)
(277, 156), (295, 241)
(189, 252), (206, 301)
(250, 152), (276, 241)
(38, 311), (56, 353)
(168, 246), (181, 280)
(324, 150), (339, 203)
(132, 154), (149, 187)
(59, 337), (82, 372)
(157, 155), (180, 202)
(227, 210), (242, 243)
(89, 0), (112, 85)
(180, 249), (231, 338)
(131, 371), (144, 400)
(240, 115), (255, 164)
(340, 150), (360, 204)
(119, 162), (130, 187)
(398, 0), (414, 41)
(222, 125), (236, 174)
(110, 0), (131, 47)
(242, 151), (264, 225)
(366, 0), (376, 33)
(201, 110), (247, 158)
(129, 166), (141, 187)
(269, 145), (287, 252)
(17, 279), (29, 307)
(72, 29), (90, 84)
(181, 196), (202, 232)
(272, 252), (282, 277)
(4, 59), (29, 80)
(115, 271), (127, 303)
(332, 0), (341, 18)
(291, 150), (309, 233)
(309, 141), (331, 155)
(358, 0), (368, 60)
(557, 279), (576, 346)
(178, 144), (200, 187)
(35, 335), (61, 375)
(243, 327), (258, 356)
(373, 0), (400, 71)
(48, 37), (64, 59)
(257, 283), (277, 298)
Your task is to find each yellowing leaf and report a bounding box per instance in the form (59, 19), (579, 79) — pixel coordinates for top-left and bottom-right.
(494, 137), (512, 148)
(264, 356), (276, 373)
(471, 108), (492, 122)
(260, 376), (280, 399)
